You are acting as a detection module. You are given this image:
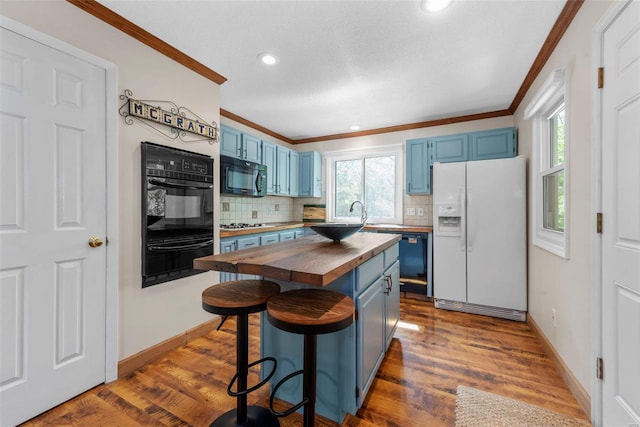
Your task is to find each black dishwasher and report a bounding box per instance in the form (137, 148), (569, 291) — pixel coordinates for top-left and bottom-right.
(379, 231), (433, 297)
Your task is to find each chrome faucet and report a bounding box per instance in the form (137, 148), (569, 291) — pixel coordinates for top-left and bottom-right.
(349, 200), (368, 224)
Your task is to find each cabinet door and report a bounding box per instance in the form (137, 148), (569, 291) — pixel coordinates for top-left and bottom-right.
(384, 261), (400, 349)
(236, 236), (260, 280)
(262, 141), (277, 194)
(219, 239), (237, 282)
(276, 146), (290, 195)
(406, 138), (430, 194)
(432, 133), (469, 163)
(299, 151), (322, 197)
(220, 125), (242, 159)
(289, 150), (299, 196)
(294, 229), (304, 239)
(356, 277), (385, 403)
(469, 127), (516, 160)
(242, 133), (262, 162)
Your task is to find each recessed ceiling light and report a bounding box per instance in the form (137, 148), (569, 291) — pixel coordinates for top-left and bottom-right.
(420, 0), (453, 13)
(258, 52), (279, 66)
(350, 125), (361, 131)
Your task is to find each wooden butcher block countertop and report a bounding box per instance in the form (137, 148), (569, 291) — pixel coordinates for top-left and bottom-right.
(194, 233), (401, 286)
(219, 222), (432, 238)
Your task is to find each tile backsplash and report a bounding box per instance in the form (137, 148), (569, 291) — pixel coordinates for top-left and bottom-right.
(221, 194), (433, 226)
(220, 195), (295, 224)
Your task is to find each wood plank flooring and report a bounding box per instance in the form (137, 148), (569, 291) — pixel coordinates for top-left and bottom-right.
(21, 296), (590, 426)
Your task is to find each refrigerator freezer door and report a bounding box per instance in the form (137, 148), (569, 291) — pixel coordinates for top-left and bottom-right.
(433, 162), (467, 302)
(466, 157), (527, 310)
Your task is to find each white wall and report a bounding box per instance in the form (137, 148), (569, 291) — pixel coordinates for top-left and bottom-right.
(2, 1), (222, 360)
(513, 0), (613, 394)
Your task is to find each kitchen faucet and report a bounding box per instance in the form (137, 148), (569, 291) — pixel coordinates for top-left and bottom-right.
(349, 200), (367, 224)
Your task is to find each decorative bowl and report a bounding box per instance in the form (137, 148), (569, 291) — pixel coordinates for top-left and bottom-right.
(310, 223), (364, 242)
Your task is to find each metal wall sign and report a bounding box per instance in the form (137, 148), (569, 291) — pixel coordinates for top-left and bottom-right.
(119, 89), (218, 144)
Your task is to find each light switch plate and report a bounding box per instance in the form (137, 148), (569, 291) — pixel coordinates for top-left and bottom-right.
(417, 208), (424, 216)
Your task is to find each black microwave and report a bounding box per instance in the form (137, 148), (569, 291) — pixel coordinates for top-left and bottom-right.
(220, 155), (267, 197)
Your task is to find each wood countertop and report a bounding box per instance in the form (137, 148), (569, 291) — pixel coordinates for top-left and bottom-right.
(195, 233), (401, 286)
(220, 222), (432, 238)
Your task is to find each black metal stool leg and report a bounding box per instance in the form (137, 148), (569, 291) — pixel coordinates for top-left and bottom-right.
(303, 334), (317, 427)
(236, 313), (249, 423)
(211, 312), (279, 427)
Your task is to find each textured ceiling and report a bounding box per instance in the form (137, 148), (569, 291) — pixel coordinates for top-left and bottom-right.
(98, 0), (567, 140)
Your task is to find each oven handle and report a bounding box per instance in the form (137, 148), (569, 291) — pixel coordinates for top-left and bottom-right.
(148, 239), (213, 252)
(148, 178), (213, 190)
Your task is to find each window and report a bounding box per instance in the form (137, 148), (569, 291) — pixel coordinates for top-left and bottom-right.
(326, 146), (403, 224)
(525, 68), (569, 258)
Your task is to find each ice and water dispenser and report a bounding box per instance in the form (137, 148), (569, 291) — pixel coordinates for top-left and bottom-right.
(435, 204), (462, 237)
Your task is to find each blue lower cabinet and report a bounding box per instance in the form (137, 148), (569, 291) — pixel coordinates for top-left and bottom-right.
(219, 238), (237, 282)
(261, 244), (399, 423)
(279, 231), (295, 241)
(236, 236), (260, 280)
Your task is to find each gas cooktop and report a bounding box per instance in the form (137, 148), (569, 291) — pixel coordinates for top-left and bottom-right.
(220, 223), (275, 230)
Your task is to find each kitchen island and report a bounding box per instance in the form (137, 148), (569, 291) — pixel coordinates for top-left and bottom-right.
(194, 232), (401, 424)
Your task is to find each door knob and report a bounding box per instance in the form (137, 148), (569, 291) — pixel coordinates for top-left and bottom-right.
(88, 237), (103, 248)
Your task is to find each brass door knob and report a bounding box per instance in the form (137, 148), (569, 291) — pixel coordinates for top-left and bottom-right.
(88, 237), (103, 248)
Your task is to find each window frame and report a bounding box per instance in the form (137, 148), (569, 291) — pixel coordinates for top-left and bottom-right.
(525, 68), (570, 258)
(325, 145), (403, 224)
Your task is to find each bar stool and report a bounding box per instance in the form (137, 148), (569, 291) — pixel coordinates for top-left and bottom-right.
(266, 288), (355, 427)
(202, 279), (281, 427)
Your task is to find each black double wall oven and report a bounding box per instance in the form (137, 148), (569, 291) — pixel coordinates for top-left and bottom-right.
(141, 142), (214, 287)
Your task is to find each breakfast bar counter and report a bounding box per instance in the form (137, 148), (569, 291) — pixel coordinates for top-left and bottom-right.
(194, 232), (402, 424)
(194, 232), (401, 286)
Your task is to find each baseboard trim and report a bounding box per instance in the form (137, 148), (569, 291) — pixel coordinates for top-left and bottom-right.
(117, 317), (221, 378)
(527, 315), (591, 417)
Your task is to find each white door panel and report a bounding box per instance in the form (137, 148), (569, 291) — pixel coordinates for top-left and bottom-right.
(601, 1), (640, 425)
(0, 27), (107, 426)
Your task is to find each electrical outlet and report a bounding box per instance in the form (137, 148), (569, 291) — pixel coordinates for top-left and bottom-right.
(551, 308), (557, 327)
(222, 202), (230, 212)
(417, 208), (424, 216)
(407, 208), (416, 216)
(252, 210), (258, 219)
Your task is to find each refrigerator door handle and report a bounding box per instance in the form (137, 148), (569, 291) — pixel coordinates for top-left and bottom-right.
(460, 187), (466, 252)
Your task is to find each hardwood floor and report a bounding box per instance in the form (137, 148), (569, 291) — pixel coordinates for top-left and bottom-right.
(21, 296), (590, 426)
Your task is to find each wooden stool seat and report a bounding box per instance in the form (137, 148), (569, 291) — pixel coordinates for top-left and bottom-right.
(266, 289), (354, 427)
(202, 279), (281, 316)
(202, 280), (281, 427)
(267, 288), (355, 335)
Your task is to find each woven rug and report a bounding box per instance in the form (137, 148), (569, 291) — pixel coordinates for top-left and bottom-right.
(455, 386), (591, 427)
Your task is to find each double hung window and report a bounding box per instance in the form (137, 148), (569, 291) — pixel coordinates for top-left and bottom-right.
(525, 68), (570, 258)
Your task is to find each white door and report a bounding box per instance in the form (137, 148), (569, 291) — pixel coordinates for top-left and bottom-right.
(466, 157), (526, 310)
(433, 161), (467, 302)
(601, 0), (640, 425)
(0, 26), (107, 426)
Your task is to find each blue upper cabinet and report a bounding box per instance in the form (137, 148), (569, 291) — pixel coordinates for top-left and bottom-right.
(220, 124), (261, 162)
(405, 126), (517, 194)
(299, 151), (322, 197)
(220, 125), (242, 158)
(406, 138), (431, 194)
(469, 127), (516, 160)
(432, 133), (469, 163)
(289, 150), (299, 197)
(261, 140), (277, 194)
(241, 133), (262, 163)
(276, 146), (290, 195)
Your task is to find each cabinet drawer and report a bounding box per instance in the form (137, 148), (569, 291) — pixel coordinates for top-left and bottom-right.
(260, 233), (279, 246)
(356, 253), (383, 295)
(237, 236), (259, 250)
(384, 244), (399, 269)
(280, 231), (295, 241)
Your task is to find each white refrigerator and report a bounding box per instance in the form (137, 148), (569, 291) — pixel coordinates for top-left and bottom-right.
(432, 156), (527, 321)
